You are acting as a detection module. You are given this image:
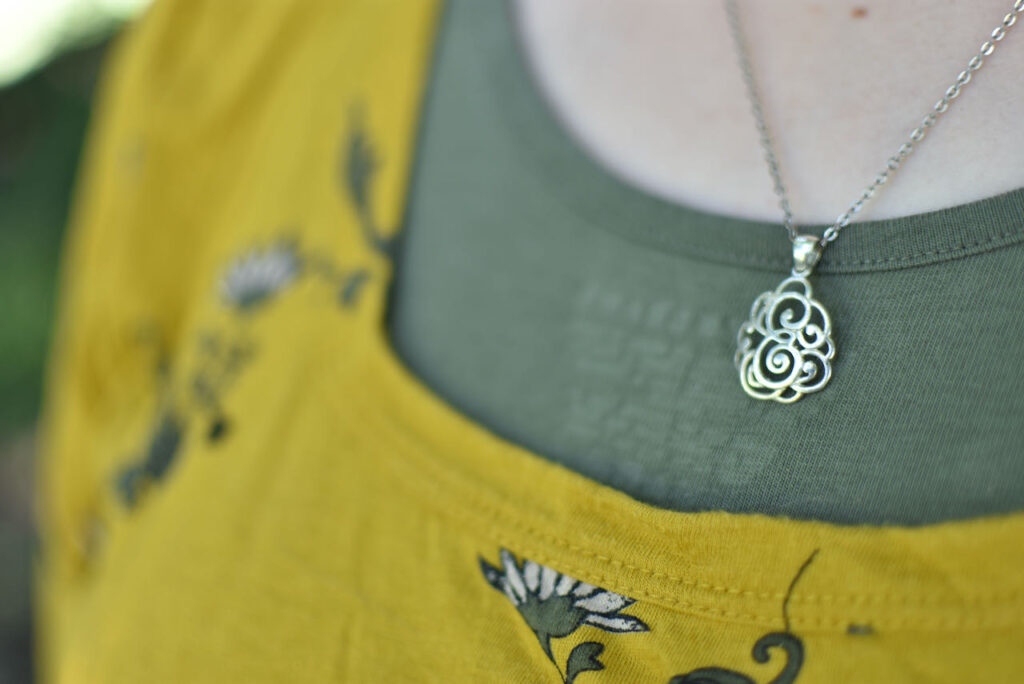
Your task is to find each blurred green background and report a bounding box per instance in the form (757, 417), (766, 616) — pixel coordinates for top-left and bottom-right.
(1, 2), (149, 681)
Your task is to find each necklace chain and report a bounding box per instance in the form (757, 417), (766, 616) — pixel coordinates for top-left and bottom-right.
(724, 0), (1024, 247)
(729, 1), (1023, 402)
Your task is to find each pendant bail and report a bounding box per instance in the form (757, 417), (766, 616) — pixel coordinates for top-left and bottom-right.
(792, 235), (823, 276)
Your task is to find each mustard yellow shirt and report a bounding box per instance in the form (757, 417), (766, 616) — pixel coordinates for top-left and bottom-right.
(38, 1), (1024, 682)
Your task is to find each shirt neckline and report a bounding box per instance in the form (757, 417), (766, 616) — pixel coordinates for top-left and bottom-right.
(491, 2), (1024, 275)
(348, 0), (1024, 632)
(354, 312), (1024, 633)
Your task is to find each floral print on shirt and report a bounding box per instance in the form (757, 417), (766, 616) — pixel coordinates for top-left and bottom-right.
(480, 548), (648, 683)
(481, 548), (815, 683)
(114, 111), (388, 509)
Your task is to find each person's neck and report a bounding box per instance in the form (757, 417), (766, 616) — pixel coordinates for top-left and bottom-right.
(512, 0), (1024, 224)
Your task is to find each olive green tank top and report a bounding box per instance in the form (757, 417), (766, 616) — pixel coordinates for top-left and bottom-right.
(389, 0), (1024, 525)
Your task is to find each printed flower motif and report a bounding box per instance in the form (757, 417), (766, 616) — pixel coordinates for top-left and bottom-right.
(480, 549), (648, 683)
(220, 241), (301, 310)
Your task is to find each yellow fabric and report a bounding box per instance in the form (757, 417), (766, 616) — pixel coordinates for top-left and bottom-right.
(37, 1), (1024, 682)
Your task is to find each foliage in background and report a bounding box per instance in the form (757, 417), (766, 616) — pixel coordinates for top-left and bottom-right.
(0, 42), (107, 432)
(0, 0), (150, 87)
(0, 38), (111, 684)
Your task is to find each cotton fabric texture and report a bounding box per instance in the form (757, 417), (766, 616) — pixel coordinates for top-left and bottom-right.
(37, 1), (1024, 682)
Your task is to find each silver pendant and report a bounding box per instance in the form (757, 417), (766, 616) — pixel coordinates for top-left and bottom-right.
(735, 236), (835, 403)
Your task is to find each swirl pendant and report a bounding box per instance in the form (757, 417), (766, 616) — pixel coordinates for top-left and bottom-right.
(735, 237), (835, 403)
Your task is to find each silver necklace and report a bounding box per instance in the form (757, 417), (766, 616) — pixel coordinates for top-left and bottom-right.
(725, 0), (1023, 403)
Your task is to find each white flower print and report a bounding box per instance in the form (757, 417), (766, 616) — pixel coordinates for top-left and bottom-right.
(480, 548), (648, 683)
(220, 241), (301, 310)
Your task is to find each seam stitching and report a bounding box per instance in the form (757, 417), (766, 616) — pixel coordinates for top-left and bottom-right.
(381, 449), (1023, 631)
(356, 389), (1024, 614)
(618, 224), (1024, 273)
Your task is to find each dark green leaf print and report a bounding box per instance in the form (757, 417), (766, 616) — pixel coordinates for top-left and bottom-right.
(206, 417), (230, 442)
(566, 642), (605, 684)
(339, 268), (371, 308)
(341, 109), (395, 259)
(115, 410), (183, 508)
(344, 108), (377, 214)
(667, 632), (803, 684)
(115, 465), (146, 509)
(142, 412), (184, 479)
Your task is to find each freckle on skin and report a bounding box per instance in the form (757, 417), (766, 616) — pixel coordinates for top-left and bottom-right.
(851, 6), (868, 19)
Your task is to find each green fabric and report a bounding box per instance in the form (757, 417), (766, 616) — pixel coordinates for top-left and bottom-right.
(388, 0), (1024, 525)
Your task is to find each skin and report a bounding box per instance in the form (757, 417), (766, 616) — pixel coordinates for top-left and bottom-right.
(511, 0), (1024, 225)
